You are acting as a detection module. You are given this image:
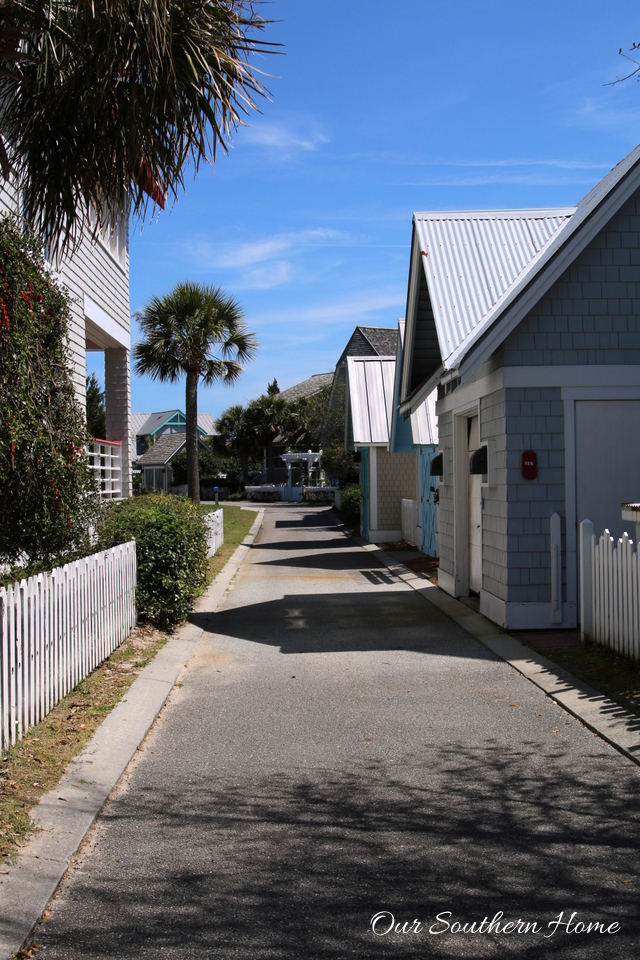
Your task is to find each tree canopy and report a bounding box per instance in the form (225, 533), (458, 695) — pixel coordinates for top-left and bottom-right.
(0, 1), (278, 251)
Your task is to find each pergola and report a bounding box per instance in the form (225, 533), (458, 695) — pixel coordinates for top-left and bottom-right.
(280, 450), (323, 487)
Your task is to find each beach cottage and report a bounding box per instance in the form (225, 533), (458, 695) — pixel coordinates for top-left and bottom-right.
(345, 323), (438, 546)
(398, 144), (640, 630)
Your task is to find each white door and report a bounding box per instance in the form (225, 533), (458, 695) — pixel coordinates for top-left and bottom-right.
(576, 400), (640, 542)
(468, 415), (482, 593)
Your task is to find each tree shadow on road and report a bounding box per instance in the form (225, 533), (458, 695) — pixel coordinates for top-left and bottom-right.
(189, 590), (495, 659)
(37, 742), (640, 959)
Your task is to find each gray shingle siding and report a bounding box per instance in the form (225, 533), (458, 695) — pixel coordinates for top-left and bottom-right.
(504, 387), (565, 604)
(480, 390), (508, 602)
(503, 188), (640, 367)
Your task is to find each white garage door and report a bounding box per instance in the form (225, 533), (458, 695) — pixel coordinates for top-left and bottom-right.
(575, 400), (640, 543)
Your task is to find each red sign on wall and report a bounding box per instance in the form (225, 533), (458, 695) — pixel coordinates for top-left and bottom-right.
(521, 450), (537, 480)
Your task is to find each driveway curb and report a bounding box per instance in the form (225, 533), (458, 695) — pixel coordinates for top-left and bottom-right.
(345, 528), (640, 768)
(0, 508), (264, 960)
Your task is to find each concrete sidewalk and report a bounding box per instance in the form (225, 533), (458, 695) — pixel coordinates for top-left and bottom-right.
(0, 508), (264, 960)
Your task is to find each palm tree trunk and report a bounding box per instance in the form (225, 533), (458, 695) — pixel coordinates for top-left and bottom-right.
(185, 369), (200, 503)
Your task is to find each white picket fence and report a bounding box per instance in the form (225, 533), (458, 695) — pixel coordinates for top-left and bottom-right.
(205, 509), (224, 558)
(580, 520), (640, 659)
(0, 542), (137, 750)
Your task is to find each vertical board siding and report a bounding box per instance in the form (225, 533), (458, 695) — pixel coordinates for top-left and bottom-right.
(0, 542), (136, 750)
(205, 509), (224, 559)
(583, 529), (640, 660)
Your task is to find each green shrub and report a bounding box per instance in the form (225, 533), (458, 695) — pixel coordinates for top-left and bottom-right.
(321, 441), (360, 487)
(98, 494), (208, 628)
(341, 483), (361, 530)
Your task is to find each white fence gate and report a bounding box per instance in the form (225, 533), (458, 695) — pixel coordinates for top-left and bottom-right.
(401, 498), (419, 546)
(205, 509), (224, 558)
(0, 542), (137, 750)
(580, 520), (640, 659)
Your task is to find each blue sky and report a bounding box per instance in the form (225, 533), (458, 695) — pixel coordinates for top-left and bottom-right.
(88, 0), (640, 418)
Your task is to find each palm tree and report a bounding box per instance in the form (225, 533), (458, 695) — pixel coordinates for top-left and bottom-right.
(213, 404), (256, 486)
(246, 393), (301, 484)
(134, 282), (257, 503)
(0, 1), (277, 251)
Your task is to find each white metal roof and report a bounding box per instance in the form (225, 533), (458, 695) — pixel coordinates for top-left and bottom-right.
(197, 413), (217, 436)
(414, 142), (640, 380)
(414, 209), (574, 369)
(347, 356), (396, 445)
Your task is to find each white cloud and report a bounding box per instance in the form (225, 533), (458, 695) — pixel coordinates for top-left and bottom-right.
(242, 261), (293, 290)
(249, 288), (406, 331)
(183, 228), (345, 276)
(403, 173), (597, 188)
(573, 96), (640, 130)
(346, 150), (611, 171)
(242, 119), (329, 155)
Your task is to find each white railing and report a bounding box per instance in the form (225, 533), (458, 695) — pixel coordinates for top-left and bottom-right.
(401, 498), (418, 546)
(205, 509), (224, 558)
(0, 542), (136, 750)
(580, 520), (640, 659)
(87, 439), (122, 499)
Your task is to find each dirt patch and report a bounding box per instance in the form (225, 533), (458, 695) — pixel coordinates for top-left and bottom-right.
(528, 639), (640, 720)
(403, 555), (439, 583)
(375, 540), (419, 552)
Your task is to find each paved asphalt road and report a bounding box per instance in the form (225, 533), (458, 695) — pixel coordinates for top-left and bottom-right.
(36, 505), (640, 959)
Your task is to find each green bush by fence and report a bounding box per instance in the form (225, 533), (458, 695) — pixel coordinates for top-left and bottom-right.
(98, 495), (208, 628)
(341, 484), (361, 531)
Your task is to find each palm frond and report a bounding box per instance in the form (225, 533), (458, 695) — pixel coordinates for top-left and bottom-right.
(0, 1), (280, 251)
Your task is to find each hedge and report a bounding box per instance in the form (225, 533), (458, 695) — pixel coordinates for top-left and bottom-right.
(341, 484), (361, 530)
(98, 494), (208, 628)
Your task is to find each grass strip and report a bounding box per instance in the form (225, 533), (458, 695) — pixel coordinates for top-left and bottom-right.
(0, 624), (167, 864)
(537, 640), (640, 720)
(204, 504), (258, 584)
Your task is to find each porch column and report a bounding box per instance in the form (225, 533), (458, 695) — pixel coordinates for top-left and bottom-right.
(105, 347), (132, 497)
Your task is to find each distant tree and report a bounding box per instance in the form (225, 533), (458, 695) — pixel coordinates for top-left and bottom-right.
(0, 1), (277, 252)
(85, 373), (106, 439)
(169, 446), (226, 486)
(134, 282), (257, 503)
(321, 442), (360, 487)
(213, 404), (257, 484)
(246, 393), (301, 483)
(295, 381), (359, 485)
(267, 378), (280, 395)
(0, 216), (98, 568)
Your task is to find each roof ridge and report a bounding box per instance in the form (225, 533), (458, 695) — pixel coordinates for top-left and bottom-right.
(414, 207), (576, 220)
